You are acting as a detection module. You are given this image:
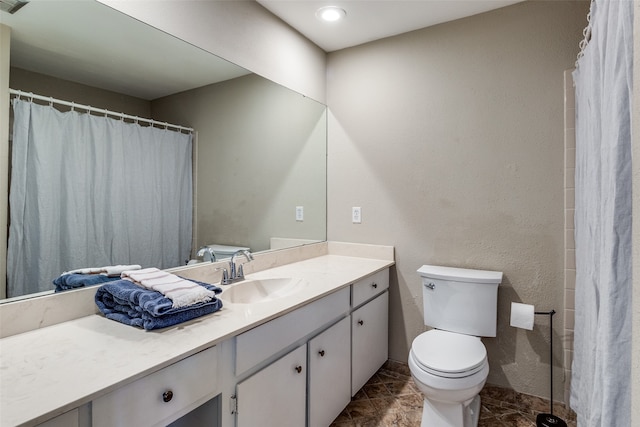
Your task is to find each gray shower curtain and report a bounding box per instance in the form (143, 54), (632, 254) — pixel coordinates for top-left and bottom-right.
(571, 1), (633, 425)
(7, 99), (193, 298)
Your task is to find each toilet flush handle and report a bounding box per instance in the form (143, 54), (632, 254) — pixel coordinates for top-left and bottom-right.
(425, 282), (436, 290)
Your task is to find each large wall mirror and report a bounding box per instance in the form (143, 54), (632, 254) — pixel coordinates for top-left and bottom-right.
(1, 0), (327, 300)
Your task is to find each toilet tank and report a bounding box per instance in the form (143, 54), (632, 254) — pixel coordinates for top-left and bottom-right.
(206, 244), (250, 260)
(417, 265), (502, 337)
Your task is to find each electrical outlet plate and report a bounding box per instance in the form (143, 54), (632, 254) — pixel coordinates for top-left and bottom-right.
(296, 206), (304, 221)
(352, 207), (362, 224)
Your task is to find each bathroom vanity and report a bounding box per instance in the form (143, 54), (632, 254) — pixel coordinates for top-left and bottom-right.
(0, 242), (393, 427)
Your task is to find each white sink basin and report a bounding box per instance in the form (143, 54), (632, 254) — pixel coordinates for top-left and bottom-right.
(220, 277), (309, 304)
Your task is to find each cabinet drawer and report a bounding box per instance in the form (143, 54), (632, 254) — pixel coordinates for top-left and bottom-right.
(92, 346), (218, 427)
(352, 269), (389, 308)
(235, 287), (350, 376)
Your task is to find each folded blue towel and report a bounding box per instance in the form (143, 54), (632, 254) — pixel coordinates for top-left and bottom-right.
(54, 273), (120, 292)
(95, 278), (223, 330)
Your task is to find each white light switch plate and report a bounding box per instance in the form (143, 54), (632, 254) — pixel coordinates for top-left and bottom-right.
(352, 207), (362, 224)
(296, 206), (304, 221)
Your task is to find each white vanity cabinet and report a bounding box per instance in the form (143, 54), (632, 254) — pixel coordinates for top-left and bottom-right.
(236, 344), (307, 427)
(92, 345), (219, 427)
(233, 268), (389, 427)
(351, 270), (390, 396)
(308, 316), (351, 427)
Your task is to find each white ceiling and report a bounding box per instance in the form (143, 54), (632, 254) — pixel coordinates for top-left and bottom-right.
(257, 0), (525, 52)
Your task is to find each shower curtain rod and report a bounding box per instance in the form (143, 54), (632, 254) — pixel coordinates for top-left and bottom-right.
(9, 88), (194, 133)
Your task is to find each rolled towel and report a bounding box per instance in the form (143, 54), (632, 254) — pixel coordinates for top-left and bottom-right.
(62, 267), (103, 275)
(102, 265), (143, 277)
(95, 279), (222, 330)
(62, 264), (142, 277)
(122, 267), (217, 308)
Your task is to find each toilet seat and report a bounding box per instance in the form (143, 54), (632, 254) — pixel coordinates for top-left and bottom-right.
(411, 330), (487, 378)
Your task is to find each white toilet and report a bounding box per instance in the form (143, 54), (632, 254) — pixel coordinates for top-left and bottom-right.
(409, 265), (503, 427)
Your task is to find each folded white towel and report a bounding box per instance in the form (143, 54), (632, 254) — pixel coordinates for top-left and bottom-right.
(62, 267), (103, 275)
(62, 264), (142, 277)
(122, 267), (216, 308)
(103, 265), (142, 277)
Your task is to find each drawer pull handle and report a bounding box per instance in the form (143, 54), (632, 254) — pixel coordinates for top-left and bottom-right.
(372, 283), (378, 289)
(162, 390), (174, 403)
(319, 350), (325, 357)
(295, 365), (303, 374)
(358, 320), (364, 326)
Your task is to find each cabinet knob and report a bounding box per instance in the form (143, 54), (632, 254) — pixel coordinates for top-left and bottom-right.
(162, 390), (174, 403)
(372, 283), (378, 289)
(358, 320), (364, 326)
(319, 350), (325, 357)
(295, 365), (303, 374)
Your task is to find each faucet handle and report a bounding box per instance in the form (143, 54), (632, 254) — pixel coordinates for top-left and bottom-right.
(220, 268), (231, 285)
(196, 246), (216, 263)
(237, 264), (245, 280)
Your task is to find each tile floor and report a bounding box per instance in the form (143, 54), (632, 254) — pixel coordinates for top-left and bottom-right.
(330, 360), (577, 427)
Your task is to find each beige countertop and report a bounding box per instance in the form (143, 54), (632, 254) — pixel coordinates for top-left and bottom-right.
(0, 247), (394, 427)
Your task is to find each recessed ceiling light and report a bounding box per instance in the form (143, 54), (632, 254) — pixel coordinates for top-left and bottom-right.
(316, 6), (346, 23)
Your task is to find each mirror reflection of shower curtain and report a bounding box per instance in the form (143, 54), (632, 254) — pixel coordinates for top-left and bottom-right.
(7, 99), (193, 298)
(571, 1), (633, 426)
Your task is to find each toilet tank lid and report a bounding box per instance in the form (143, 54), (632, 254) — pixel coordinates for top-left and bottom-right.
(417, 265), (503, 284)
(206, 244), (250, 254)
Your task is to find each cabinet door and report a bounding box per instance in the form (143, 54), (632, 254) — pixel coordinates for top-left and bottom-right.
(236, 344), (307, 427)
(308, 317), (351, 427)
(351, 291), (389, 396)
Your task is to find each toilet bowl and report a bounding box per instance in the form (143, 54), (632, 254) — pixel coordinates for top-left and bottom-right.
(409, 330), (489, 427)
(412, 265), (502, 427)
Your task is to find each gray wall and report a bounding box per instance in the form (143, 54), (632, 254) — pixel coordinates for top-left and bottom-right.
(151, 74), (327, 254)
(326, 1), (589, 399)
(9, 68), (151, 117)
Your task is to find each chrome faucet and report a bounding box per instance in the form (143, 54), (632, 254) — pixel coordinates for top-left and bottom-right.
(221, 249), (254, 285)
(196, 246), (217, 263)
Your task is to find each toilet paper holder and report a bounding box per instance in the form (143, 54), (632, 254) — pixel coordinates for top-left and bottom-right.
(531, 309), (567, 427)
